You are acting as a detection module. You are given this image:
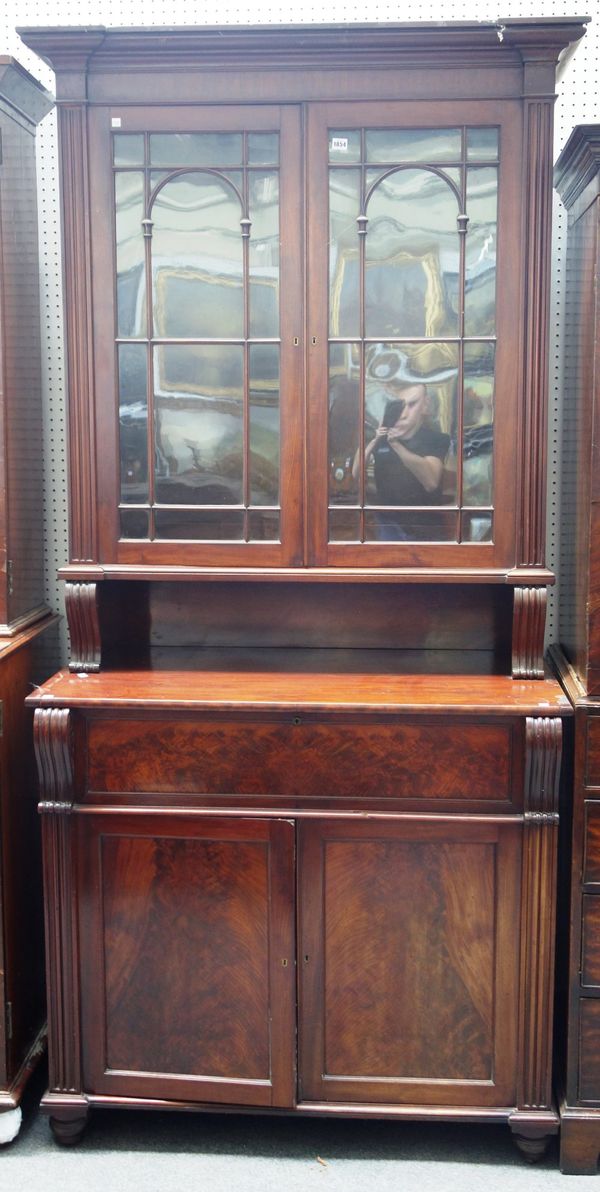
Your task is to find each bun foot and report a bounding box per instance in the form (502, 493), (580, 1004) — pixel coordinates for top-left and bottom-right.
(513, 1133), (551, 1163)
(49, 1112), (88, 1146)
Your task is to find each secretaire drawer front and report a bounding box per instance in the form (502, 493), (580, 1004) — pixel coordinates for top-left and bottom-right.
(85, 716), (517, 803)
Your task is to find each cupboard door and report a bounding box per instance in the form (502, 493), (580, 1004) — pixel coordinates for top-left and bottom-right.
(89, 105), (303, 567)
(298, 817), (521, 1105)
(306, 100), (521, 569)
(78, 814), (296, 1106)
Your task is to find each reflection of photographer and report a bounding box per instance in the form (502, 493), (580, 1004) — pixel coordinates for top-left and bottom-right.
(353, 383), (450, 540)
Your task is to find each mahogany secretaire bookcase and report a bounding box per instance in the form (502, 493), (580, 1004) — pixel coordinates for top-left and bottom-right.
(551, 126), (600, 1175)
(0, 59), (55, 1140)
(20, 20), (586, 1156)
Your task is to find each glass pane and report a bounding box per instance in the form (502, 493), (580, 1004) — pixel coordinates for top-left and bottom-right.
(466, 127), (499, 161)
(328, 130), (361, 162)
(461, 512), (493, 542)
(365, 509), (458, 543)
(248, 510), (280, 540)
(248, 133), (279, 165)
(329, 509), (360, 541)
(150, 133), (243, 166)
(151, 173), (244, 339)
(463, 341), (495, 507)
(365, 169), (460, 338)
(155, 509), (244, 540)
(465, 167), (498, 336)
(113, 134), (145, 165)
(363, 342), (458, 509)
(329, 343), (360, 505)
(249, 172), (279, 338)
(329, 169), (361, 337)
(115, 172), (146, 338)
(120, 509), (149, 539)
(119, 343), (148, 503)
(154, 344), (243, 505)
(366, 166), (461, 195)
(366, 128), (462, 163)
(249, 344), (279, 505)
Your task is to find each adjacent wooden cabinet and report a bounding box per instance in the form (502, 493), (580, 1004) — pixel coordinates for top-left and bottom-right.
(0, 59), (55, 1139)
(20, 20), (586, 1157)
(551, 126), (600, 1174)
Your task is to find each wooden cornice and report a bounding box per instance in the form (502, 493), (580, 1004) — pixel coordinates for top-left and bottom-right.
(499, 17), (589, 63)
(0, 57), (53, 124)
(555, 125), (600, 211)
(17, 20), (588, 77)
(15, 29), (106, 75)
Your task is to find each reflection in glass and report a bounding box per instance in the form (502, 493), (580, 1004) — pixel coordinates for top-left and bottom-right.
(363, 342), (458, 530)
(248, 133), (279, 165)
(366, 128), (461, 163)
(151, 172), (244, 339)
(329, 509), (360, 541)
(466, 128), (499, 161)
(329, 343), (360, 504)
(249, 344), (279, 505)
(463, 341), (495, 507)
(119, 344), (148, 503)
(329, 169), (361, 337)
(326, 341), (459, 544)
(365, 169), (460, 338)
(150, 132), (242, 166)
(113, 134), (145, 165)
(154, 344), (243, 505)
(249, 172), (279, 338)
(248, 510), (280, 540)
(365, 509), (458, 543)
(324, 125), (502, 550)
(115, 172), (146, 338)
(461, 511), (492, 542)
(465, 167), (498, 336)
(120, 509), (149, 539)
(328, 130), (361, 162)
(155, 509), (244, 540)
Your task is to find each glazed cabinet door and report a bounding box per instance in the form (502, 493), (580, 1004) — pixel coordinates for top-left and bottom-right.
(298, 817), (521, 1106)
(78, 813), (296, 1106)
(88, 105), (303, 567)
(306, 101), (522, 569)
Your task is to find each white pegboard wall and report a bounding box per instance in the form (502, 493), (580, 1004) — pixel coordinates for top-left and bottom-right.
(1, 1), (597, 662)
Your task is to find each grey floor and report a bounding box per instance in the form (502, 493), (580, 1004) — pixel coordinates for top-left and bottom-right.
(4, 1065), (600, 1192)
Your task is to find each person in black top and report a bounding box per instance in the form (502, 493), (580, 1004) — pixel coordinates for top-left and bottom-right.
(353, 384), (450, 541)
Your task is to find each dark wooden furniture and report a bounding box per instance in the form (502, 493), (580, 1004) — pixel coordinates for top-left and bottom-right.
(0, 59), (55, 1140)
(20, 20), (586, 1156)
(551, 126), (600, 1174)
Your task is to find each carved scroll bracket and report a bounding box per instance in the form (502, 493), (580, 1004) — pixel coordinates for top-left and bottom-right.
(518, 716), (562, 1113)
(524, 716), (561, 820)
(34, 708), (74, 812)
(33, 707), (81, 1094)
(513, 587), (547, 679)
(65, 582), (101, 673)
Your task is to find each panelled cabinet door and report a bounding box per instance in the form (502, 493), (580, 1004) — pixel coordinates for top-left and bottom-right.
(89, 105), (304, 567)
(77, 814), (296, 1107)
(298, 817), (521, 1106)
(306, 101), (521, 569)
